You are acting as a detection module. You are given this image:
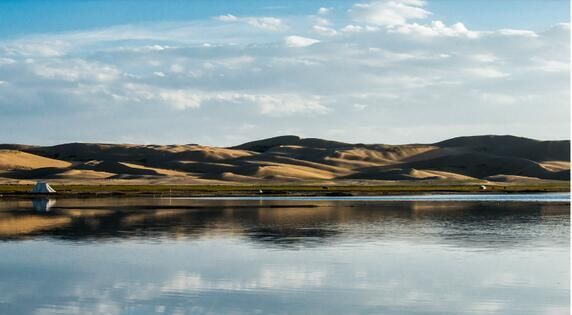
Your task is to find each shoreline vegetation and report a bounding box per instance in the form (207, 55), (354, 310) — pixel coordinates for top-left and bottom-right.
(0, 181), (569, 198)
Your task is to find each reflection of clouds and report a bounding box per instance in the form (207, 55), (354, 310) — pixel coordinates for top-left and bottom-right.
(259, 268), (325, 289)
(161, 267), (326, 293)
(543, 307), (570, 315)
(480, 272), (535, 288)
(0, 238), (567, 315)
(0, 199), (568, 315)
(34, 303), (121, 315)
(469, 301), (505, 314)
(162, 273), (203, 292)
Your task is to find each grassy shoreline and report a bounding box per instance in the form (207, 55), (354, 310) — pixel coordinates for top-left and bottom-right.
(0, 182), (569, 198)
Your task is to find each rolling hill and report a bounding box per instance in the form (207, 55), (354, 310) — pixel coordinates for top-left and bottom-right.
(0, 135), (569, 184)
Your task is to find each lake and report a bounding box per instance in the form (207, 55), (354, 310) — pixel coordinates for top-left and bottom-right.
(0, 193), (569, 315)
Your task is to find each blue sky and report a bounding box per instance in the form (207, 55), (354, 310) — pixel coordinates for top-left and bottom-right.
(0, 0), (567, 38)
(0, 0), (569, 145)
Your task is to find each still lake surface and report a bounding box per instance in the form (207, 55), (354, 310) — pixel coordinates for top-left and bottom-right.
(0, 193), (569, 315)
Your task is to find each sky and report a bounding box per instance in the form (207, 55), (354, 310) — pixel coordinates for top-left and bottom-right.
(0, 0), (569, 146)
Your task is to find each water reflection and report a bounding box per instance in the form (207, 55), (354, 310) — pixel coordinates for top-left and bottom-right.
(0, 198), (568, 250)
(0, 197), (568, 315)
(31, 198), (56, 212)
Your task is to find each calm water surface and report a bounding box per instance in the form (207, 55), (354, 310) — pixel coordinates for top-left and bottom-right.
(0, 194), (569, 315)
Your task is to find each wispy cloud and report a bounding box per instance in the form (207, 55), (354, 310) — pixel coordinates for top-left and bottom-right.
(215, 14), (287, 31)
(0, 2), (568, 145)
(350, 0), (431, 26)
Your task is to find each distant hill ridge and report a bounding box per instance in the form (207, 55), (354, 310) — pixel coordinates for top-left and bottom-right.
(0, 135), (569, 183)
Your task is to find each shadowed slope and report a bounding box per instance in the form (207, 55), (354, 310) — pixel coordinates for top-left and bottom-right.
(436, 135), (570, 162)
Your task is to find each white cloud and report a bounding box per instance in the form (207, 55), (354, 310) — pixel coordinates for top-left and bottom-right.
(116, 83), (329, 115)
(284, 35), (320, 47)
(318, 7), (333, 15)
(477, 92), (517, 105)
(314, 17), (331, 26)
(256, 95), (329, 115)
(341, 24), (364, 33)
(214, 14), (238, 22)
(341, 24), (382, 33)
(0, 57), (15, 65)
(215, 14), (287, 31)
(353, 104), (368, 111)
(496, 29), (538, 37)
(470, 53), (498, 63)
(529, 57), (569, 73)
(0, 5), (568, 144)
(465, 67), (509, 79)
(30, 59), (120, 82)
(350, 0), (431, 26)
(313, 25), (338, 36)
(245, 17), (286, 31)
(158, 90), (202, 109)
(391, 21), (478, 38)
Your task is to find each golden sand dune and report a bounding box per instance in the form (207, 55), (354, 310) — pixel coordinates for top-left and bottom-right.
(247, 154), (349, 174)
(333, 145), (436, 164)
(0, 135), (569, 183)
(246, 163), (335, 180)
(0, 150), (71, 170)
(181, 145), (254, 160)
(119, 162), (188, 177)
(409, 169), (476, 181)
(344, 167), (476, 181)
(217, 172), (259, 182)
(52, 169), (116, 179)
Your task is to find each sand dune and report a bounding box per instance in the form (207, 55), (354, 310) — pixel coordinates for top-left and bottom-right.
(333, 145), (436, 164)
(119, 162), (188, 177)
(1, 135), (569, 183)
(539, 161), (570, 172)
(343, 167), (476, 181)
(484, 175), (543, 182)
(0, 150), (71, 170)
(51, 169), (115, 179)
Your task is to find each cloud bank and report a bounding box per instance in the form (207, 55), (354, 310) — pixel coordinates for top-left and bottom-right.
(0, 0), (568, 145)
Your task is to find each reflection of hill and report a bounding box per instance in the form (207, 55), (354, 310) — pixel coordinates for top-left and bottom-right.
(0, 198), (568, 249)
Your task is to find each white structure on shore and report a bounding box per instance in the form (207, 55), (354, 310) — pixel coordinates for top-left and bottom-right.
(31, 182), (56, 193)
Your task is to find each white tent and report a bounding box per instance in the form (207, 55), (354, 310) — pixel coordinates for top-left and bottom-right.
(31, 182), (56, 193)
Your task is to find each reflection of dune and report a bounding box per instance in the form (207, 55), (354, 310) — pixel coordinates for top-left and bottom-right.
(0, 216), (71, 236)
(120, 209), (189, 225)
(539, 204), (572, 215)
(62, 209), (115, 217)
(0, 198), (568, 250)
(256, 207), (339, 224)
